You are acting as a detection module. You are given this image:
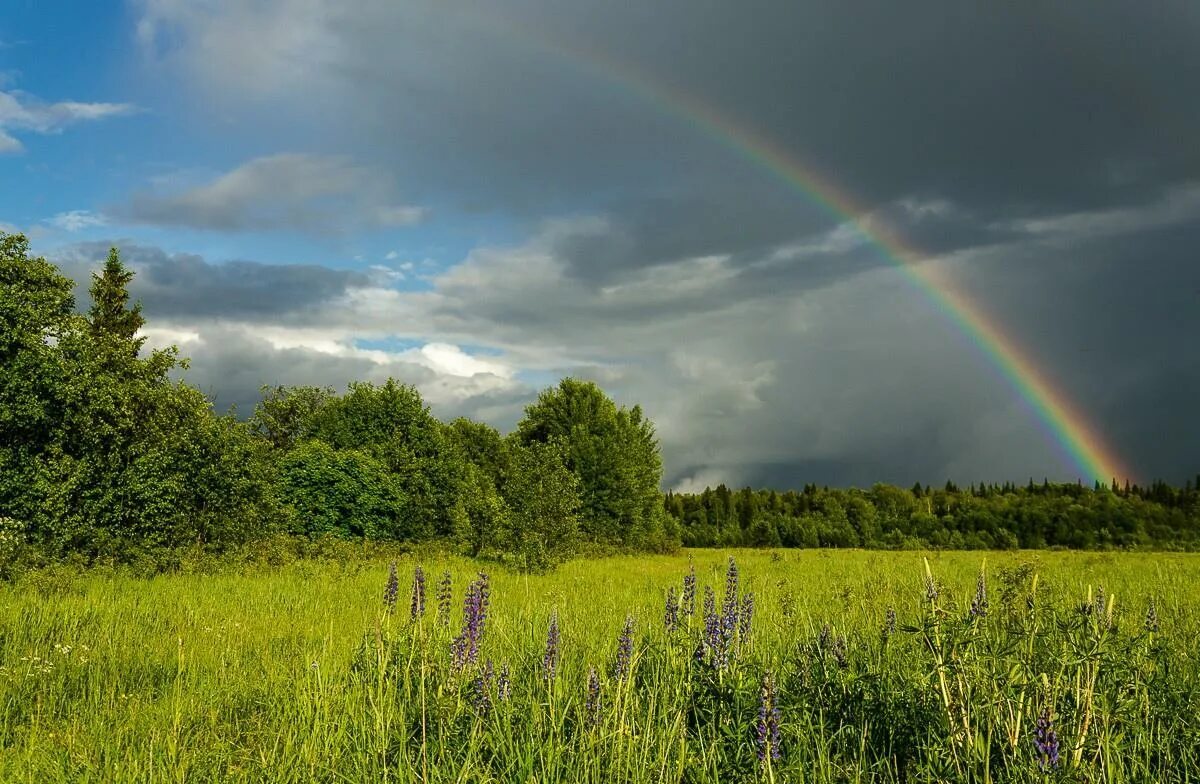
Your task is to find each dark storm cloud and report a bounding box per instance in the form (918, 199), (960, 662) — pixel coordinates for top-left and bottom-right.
(53, 241), (370, 320)
(126, 0), (1200, 486)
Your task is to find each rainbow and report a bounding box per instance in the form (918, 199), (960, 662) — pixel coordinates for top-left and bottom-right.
(471, 14), (1133, 483)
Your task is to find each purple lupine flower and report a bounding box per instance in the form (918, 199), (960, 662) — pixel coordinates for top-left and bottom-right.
(755, 671), (782, 765)
(409, 565), (427, 621)
(450, 572), (490, 670)
(1093, 585), (1107, 625)
(497, 663), (512, 701)
(436, 572), (452, 626)
(882, 606), (897, 643)
(738, 593), (755, 642)
(818, 623), (832, 653)
(831, 634), (848, 668)
(970, 570), (988, 618)
(722, 557), (741, 633)
(1145, 598), (1159, 632)
(585, 665), (601, 727)
(383, 561), (399, 614)
(1034, 706), (1060, 771)
(925, 575), (939, 605)
(682, 564), (697, 617)
(612, 615), (635, 680)
(664, 587), (680, 634)
(698, 585), (729, 670)
(471, 659), (495, 717)
(543, 610), (560, 680)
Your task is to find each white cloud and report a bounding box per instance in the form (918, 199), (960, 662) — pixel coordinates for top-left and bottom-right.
(46, 210), (108, 232)
(0, 89), (136, 153)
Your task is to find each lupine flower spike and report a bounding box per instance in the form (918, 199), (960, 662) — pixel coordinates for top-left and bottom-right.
(383, 561), (399, 614)
(436, 572), (453, 626)
(970, 569), (988, 618)
(663, 587), (680, 634)
(585, 666), (601, 727)
(543, 610), (560, 680)
(1034, 706), (1060, 771)
(409, 564), (426, 621)
(682, 564), (697, 617)
(612, 615), (634, 680)
(451, 573), (490, 670)
(1145, 597), (1159, 632)
(755, 671), (782, 766)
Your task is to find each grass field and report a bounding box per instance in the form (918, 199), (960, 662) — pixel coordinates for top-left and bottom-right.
(1, 549), (1198, 782)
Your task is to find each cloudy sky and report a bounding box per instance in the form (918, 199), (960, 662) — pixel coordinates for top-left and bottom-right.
(3, 1), (1198, 489)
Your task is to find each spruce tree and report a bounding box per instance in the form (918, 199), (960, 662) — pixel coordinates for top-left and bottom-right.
(88, 247), (145, 356)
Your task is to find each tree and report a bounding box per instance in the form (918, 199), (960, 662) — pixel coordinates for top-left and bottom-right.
(251, 385), (335, 450)
(515, 378), (672, 549)
(88, 248), (145, 354)
(500, 439), (581, 572)
(277, 441), (406, 539)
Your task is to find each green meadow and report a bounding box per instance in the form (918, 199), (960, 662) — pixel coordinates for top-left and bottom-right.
(1, 549), (1197, 783)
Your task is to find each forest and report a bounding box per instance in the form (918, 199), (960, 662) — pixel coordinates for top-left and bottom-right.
(2, 232), (1198, 574)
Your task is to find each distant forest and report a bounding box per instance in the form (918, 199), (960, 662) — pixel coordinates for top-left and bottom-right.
(2, 233), (1198, 574)
(666, 479), (1200, 550)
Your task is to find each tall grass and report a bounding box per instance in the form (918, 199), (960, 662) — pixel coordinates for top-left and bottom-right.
(1, 550), (1197, 782)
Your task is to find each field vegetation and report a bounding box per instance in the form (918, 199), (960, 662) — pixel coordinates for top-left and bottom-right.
(1, 549), (1197, 782)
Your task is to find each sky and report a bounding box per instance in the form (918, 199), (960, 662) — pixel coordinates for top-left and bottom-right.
(2, 0), (1198, 490)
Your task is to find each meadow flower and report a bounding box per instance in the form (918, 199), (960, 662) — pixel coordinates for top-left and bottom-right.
(682, 564), (697, 617)
(383, 561), (399, 614)
(472, 659), (495, 717)
(755, 671), (782, 764)
(612, 615), (635, 680)
(451, 573), (490, 670)
(543, 610), (560, 680)
(436, 572), (453, 626)
(663, 586), (680, 634)
(925, 575), (939, 605)
(739, 592), (755, 641)
(585, 665), (601, 726)
(1034, 706), (1060, 771)
(409, 564), (426, 621)
(497, 663), (512, 701)
(970, 570), (988, 618)
(722, 557), (741, 633)
(1145, 597), (1159, 632)
(882, 606), (897, 642)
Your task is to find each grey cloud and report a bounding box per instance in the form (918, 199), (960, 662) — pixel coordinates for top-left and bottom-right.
(116, 154), (425, 233)
(53, 241), (371, 321)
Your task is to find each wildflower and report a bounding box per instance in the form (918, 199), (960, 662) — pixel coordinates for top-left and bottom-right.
(664, 586), (680, 634)
(682, 564), (696, 617)
(925, 575), (939, 605)
(436, 572), (453, 626)
(585, 665), (601, 726)
(451, 573), (490, 670)
(1094, 585), (1106, 620)
(383, 561), (399, 614)
(472, 659), (495, 717)
(409, 565), (427, 621)
(882, 606), (897, 642)
(970, 570), (988, 618)
(739, 593), (755, 642)
(818, 623), (832, 652)
(831, 634), (848, 669)
(722, 557), (741, 635)
(1145, 598), (1159, 633)
(699, 586), (730, 670)
(1034, 706), (1060, 771)
(755, 671), (782, 765)
(543, 610), (560, 680)
(497, 663), (512, 701)
(612, 615), (635, 680)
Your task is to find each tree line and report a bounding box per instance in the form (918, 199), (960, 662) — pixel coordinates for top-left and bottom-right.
(666, 478), (1200, 550)
(0, 234), (674, 572)
(2, 232), (1198, 571)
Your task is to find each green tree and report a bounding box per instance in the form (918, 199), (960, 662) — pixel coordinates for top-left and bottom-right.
(500, 439), (581, 572)
(515, 378), (672, 549)
(250, 385), (335, 450)
(277, 440), (406, 539)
